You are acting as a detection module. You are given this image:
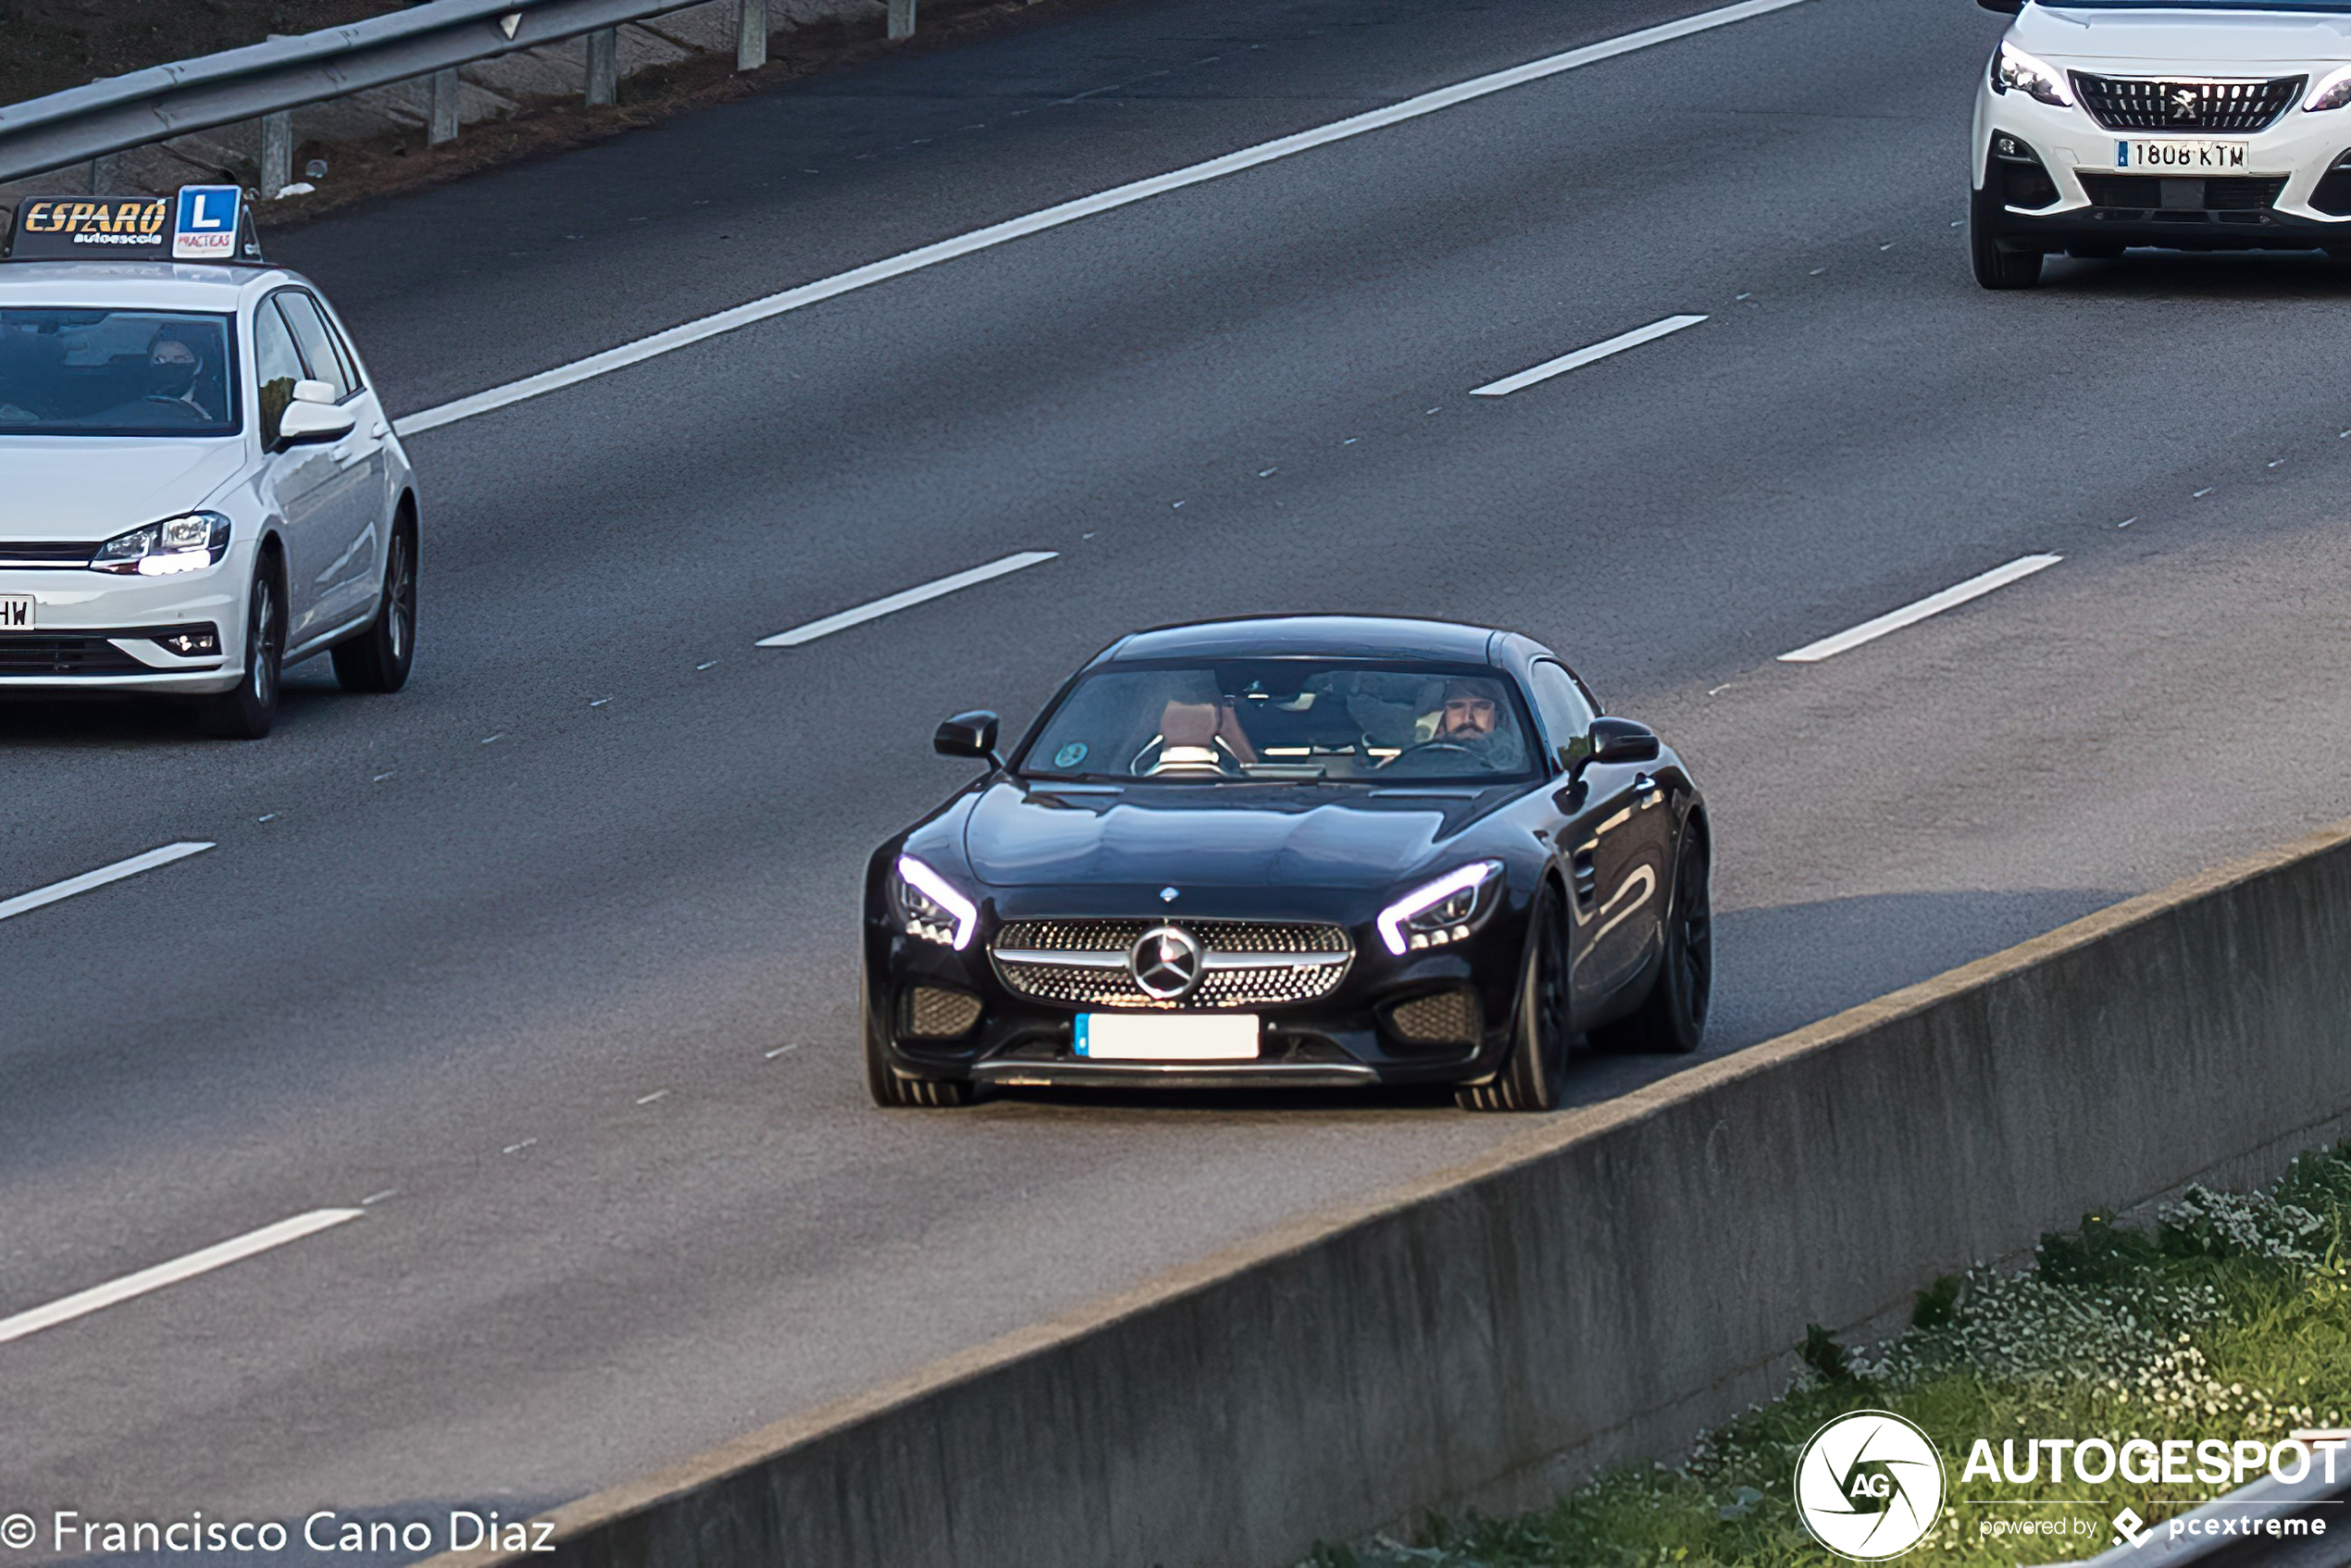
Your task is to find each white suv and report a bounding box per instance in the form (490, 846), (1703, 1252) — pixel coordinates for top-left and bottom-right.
(1972, 0), (2351, 286)
(0, 189), (417, 737)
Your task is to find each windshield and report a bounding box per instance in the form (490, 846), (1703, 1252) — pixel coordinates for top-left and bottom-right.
(0, 309), (240, 437)
(1020, 660), (1540, 783)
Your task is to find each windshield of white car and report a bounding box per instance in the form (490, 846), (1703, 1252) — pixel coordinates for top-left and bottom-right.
(0, 309), (240, 436)
(1018, 660), (1540, 783)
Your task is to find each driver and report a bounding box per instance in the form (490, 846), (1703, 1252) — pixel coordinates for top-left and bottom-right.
(1414, 678), (1524, 771)
(1435, 681), (1501, 741)
(139, 329), (213, 421)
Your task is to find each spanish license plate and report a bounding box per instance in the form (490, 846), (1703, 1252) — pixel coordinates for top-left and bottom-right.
(2116, 139), (2248, 172)
(0, 596), (32, 631)
(1075, 1013), (1260, 1062)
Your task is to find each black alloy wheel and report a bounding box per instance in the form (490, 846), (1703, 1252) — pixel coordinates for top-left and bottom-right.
(1591, 826), (1710, 1056)
(202, 567), (282, 740)
(332, 520), (417, 693)
(1459, 887), (1570, 1113)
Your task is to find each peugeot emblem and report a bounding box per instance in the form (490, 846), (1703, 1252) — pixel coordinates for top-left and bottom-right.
(2169, 86), (2201, 121)
(1129, 924), (1202, 1001)
(1160, 886), (1180, 902)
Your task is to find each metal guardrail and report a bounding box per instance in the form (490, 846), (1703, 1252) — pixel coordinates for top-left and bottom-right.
(2027, 1450), (2351, 1567)
(0, 0), (926, 194)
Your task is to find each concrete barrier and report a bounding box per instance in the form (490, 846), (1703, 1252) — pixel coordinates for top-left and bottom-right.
(435, 815), (2351, 1568)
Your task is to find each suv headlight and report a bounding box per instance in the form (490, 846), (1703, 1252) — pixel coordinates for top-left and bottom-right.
(889, 854), (976, 950)
(1989, 44), (2071, 108)
(2308, 65), (2351, 112)
(1377, 860), (1504, 956)
(91, 512), (231, 577)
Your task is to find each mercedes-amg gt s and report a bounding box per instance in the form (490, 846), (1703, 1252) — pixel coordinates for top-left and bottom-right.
(862, 616), (1711, 1113)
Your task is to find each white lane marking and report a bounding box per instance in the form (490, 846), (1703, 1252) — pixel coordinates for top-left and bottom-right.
(757, 552), (1057, 648)
(1778, 554), (2064, 664)
(392, 0), (1813, 436)
(1470, 315), (1710, 397)
(0, 841), (214, 925)
(0, 1209), (361, 1348)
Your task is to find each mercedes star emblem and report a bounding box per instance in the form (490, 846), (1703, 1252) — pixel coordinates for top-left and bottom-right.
(1129, 924), (1203, 1001)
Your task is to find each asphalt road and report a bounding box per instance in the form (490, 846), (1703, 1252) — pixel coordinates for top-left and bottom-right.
(11, 0), (2351, 1553)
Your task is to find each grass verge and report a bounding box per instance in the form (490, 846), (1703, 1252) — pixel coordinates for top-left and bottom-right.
(1309, 1144), (2351, 1566)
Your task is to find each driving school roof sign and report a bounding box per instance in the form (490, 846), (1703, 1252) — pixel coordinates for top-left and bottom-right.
(172, 186), (242, 259)
(2, 187), (260, 264)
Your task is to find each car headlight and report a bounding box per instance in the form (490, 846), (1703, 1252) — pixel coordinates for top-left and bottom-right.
(1377, 860), (1504, 957)
(1989, 44), (2071, 108)
(890, 854), (977, 950)
(91, 512), (231, 577)
(2308, 65), (2351, 112)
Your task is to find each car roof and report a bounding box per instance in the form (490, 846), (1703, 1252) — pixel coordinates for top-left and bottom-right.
(1101, 615), (1506, 666)
(0, 261), (304, 312)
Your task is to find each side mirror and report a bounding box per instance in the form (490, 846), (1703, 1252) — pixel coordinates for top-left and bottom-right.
(291, 378), (337, 405)
(274, 396), (355, 450)
(934, 710), (1002, 766)
(1588, 716), (1661, 766)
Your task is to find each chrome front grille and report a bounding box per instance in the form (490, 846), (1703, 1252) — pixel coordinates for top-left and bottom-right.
(992, 919), (1351, 1010)
(2070, 73), (2303, 133)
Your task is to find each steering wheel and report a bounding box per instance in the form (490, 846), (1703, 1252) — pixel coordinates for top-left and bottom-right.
(1379, 739), (1478, 769)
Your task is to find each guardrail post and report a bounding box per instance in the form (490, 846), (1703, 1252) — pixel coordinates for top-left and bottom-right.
(88, 153), (118, 193)
(260, 110), (292, 197)
(429, 68), (460, 144)
(585, 29), (618, 106)
(888, 0), (916, 40)
(737, 0), (767, 71)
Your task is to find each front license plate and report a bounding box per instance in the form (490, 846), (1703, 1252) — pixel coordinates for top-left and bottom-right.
(1076, 1013), (1260, 1062)
(0, 596), (32, 631)
(2116, 139), (2248, 172)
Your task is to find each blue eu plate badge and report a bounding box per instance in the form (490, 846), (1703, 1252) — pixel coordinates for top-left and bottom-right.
(173, 186), (241, 261)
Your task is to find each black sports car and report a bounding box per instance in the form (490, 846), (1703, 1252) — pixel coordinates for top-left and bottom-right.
(862, 616), (1710, 1111)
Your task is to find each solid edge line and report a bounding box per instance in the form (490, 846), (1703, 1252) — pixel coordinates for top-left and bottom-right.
(1470, 314), (1710, 397)
(415, 811), (2351, 1568)
(0, 840), (215, 924)
(1777, 554), (2064, 665)
(755, 551), (1058, 648)
(392, 0), (1815, 437)
(0, 1209), (363, 1348)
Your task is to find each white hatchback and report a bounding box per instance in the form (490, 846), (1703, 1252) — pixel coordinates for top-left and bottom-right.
(0, 191), (417, 737)
(1972, 0), (2351, 286)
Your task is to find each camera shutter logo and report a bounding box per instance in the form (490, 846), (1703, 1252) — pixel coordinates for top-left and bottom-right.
(1793, 1410), (1946, 1560)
